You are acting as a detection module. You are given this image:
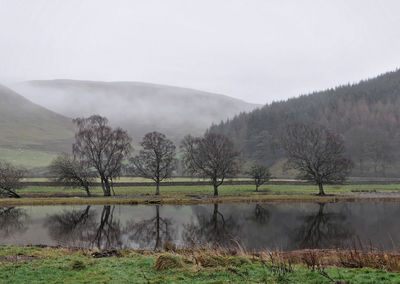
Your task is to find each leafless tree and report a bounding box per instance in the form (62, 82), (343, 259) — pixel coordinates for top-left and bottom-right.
(247, 164), (271, 192)
(72, 115), (132, 196)
(181, 132), (240, 196)
(0, 161), (26, 198)
(281, 123), (353, 195)
(130, 132), (176, 195)
(48, 154), (95, 196)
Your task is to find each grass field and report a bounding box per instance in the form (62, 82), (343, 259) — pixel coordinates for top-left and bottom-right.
(1, 246), (400, 283)
(1, 183), (400, 206)
(16, 183), (400, 196)
(0, 147), (58, 168)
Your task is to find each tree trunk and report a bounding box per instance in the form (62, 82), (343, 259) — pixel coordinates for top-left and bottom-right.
(317, 183), (325, 196)
(6, 190), (20, 198)
(213, 184), (219, 196)
(255, 184), (259, 192)
(102, 177), (111, 196)
(155, 181), (160, 195)
(85, 186), (91, 197)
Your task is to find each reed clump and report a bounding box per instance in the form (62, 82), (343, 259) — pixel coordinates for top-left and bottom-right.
(154, 253), (184, 271)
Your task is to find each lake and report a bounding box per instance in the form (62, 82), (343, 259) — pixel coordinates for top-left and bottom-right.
(1, 201), (400, 251)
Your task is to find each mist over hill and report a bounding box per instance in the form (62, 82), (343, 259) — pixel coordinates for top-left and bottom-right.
(13, 80), (260, 143)
(0, 84), (74, 152)
(210, 69), (400, 177)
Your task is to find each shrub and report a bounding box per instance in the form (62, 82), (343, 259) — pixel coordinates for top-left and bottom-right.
(154, 254), (183, 271)
(70, 259), (86, 270)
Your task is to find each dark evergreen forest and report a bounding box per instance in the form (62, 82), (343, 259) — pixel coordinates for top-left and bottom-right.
(210, 69), (400, 177)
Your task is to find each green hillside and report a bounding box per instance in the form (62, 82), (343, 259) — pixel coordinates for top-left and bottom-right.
(210, 69), (400, 177)
(0, 85), (74, 168)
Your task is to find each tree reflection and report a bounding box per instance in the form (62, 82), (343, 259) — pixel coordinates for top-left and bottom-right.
(292, 203), (353, 249)
(247, 204), (270, 225)
(125, 206), (172, 250)
(0, 207), (28, 238)
(90, 206), (123, 249)
(183, 203), (240, 247)
(46, 206), (123, 249)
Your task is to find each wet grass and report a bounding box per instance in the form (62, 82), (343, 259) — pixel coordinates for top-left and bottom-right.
(1, 183), (400, 206)
(14, 183), (400, 196)
(1, 246), (400, 283)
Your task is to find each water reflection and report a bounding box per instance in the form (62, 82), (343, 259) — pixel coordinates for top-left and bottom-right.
(46, 206), (124, 249)
(183, 203), (241, 247)
(291, 203), (353, 249)
(0, 207), (28, 238)
(250, 204), (270, 225)
(1, 202), (400, 251)
(126, 206), (172, 250)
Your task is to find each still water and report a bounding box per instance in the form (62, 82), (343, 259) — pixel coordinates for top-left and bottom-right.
(1, 202), (400, 251)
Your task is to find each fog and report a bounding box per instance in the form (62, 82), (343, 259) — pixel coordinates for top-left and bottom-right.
(12, 80), (258, 142)
(1, 0), (400, 104)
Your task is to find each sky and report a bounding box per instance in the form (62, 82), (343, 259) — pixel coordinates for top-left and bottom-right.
(1, 0), (400, 104)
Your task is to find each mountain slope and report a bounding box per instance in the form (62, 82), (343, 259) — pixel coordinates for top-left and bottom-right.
(210, 69), (400, 177)
(0, 84), (74, 152)
(13, 80), (260, 142)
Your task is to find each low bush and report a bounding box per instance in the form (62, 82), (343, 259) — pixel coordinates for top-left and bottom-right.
(70, 259), (86, 270)
(154, 253), (183, 271)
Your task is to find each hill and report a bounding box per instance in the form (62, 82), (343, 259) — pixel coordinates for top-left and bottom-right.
(13, 80), (260, 143)
(210, 69), (400, 177)
(0, 84), (74, 168)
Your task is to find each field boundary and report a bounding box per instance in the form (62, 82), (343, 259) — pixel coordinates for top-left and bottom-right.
(21, 179), (400, 187)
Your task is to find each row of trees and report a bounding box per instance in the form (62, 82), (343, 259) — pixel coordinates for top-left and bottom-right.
(48, 115), (243, 197)
(210, 70), (400, 177)
(0, 115), (353, 198)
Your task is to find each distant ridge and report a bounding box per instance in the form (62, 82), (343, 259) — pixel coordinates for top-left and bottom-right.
(14, 80), (260, 142)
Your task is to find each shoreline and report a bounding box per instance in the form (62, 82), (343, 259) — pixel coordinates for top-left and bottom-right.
(1, 245), (399, 283)
(2, 193), (400, 206)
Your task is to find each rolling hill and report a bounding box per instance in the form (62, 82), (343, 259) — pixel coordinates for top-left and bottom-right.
(0, 84), (74, 150)
(13, 80), (260, 143)
(0, 84), (74, 168)
(210, 69), (400, 177)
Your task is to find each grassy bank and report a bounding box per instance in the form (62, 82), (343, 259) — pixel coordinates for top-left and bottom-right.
(1, 246), (400, 283)
(0, 183), (400, 206)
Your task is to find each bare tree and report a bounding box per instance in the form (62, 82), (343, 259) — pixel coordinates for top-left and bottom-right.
(0, 161), (26, 198)
(130, 132), (176, 195)
(181, 132), (240, 196)
(72, 115), (132, 196)
(247, 164), (271, 192)
(48, 154), (95, 196)
(281, 124), (353, 196)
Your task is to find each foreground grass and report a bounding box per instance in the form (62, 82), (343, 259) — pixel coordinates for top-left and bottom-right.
(1, 246), (400, 283)
(1, 183), (400, 206)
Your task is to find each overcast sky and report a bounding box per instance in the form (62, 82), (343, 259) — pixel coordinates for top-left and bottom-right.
(1, 0), (400, 104)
